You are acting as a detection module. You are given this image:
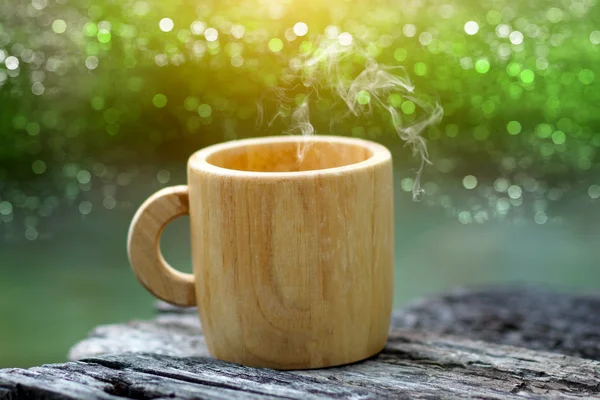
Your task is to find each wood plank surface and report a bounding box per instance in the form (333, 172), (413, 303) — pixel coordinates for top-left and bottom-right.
(2, 288), (599, 399)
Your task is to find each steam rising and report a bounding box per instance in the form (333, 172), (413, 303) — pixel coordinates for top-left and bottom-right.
(259, 34), (443, 200)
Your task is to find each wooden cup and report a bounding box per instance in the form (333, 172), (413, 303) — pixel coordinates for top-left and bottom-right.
(128, 135), (394, 369)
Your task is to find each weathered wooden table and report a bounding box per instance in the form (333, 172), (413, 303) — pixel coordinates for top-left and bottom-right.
(2, 287), (600, 399)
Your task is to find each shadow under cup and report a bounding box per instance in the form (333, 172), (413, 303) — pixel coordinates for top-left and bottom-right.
(129, 135), (394, 370)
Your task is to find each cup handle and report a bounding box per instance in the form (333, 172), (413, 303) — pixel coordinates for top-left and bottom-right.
(127, 185), (196, 307)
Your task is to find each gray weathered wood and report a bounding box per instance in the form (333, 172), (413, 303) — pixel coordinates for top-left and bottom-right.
(71, 287), (600, 362)
(392, 287), (600, 361)
(2, 287), (600, 399)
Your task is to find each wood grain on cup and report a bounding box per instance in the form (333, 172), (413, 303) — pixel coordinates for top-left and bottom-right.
(128, 136), (394, 369)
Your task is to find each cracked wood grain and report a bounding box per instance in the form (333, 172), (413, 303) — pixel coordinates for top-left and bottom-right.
(2, 288), (600, 399)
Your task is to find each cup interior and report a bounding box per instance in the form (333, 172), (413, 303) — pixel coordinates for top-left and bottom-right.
(205, 139), (373, 172)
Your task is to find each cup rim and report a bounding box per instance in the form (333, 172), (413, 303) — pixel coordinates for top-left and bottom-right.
(188, 135), (391, 178)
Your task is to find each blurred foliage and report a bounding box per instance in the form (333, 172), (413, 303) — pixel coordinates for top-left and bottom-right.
(1, 0), (600, 368)
(0, 0), (599, 236)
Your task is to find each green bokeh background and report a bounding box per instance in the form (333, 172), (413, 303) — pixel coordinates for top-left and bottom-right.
(1, 0), (600, 367)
